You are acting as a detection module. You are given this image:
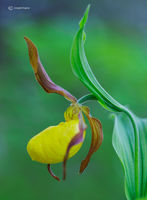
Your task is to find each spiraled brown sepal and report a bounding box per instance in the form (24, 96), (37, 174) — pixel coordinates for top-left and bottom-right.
(80, 106), (103, 173)
(63, 112), (87, 180)
(24, 36), (77, 103)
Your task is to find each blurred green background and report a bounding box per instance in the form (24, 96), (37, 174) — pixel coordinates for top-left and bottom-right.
(1, 0), (147, 200)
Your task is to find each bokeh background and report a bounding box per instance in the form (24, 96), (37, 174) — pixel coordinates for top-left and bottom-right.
(1, 0), (147, 200)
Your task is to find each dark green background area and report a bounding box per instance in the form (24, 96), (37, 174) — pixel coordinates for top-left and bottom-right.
(1, 1), (147, 200)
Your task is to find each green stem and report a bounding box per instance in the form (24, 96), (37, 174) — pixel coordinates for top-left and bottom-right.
(78, 94), (97, 104)
(78, 94), (122, 112)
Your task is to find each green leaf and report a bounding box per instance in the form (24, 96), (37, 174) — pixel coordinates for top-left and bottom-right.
(71, 5), (147, 200)
(112, 112), (147, 200)
(70, 5), (123, 112)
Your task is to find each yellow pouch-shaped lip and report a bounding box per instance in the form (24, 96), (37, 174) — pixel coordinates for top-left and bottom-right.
(27, 119), (86, 164)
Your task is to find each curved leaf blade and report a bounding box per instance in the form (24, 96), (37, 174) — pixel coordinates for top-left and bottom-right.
(112, 113), (147, 200)
(70, 5), (123, 112)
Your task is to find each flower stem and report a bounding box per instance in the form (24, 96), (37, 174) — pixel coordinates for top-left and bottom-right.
(78, 94), (97, 104)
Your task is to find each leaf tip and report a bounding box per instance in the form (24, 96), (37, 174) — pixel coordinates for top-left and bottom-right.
(79, 4), (91, 29)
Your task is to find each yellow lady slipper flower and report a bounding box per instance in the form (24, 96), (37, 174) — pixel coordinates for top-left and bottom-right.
(24, 37), (103, 181)
(27, 119), (84, 164)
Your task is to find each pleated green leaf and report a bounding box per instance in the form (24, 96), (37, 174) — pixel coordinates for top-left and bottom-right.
(113, 113), (147, 200)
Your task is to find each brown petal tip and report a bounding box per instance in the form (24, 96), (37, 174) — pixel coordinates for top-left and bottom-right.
(24, 36), (38, 73)
(47, 164), (60, 182)
(79, 159), (90, 174)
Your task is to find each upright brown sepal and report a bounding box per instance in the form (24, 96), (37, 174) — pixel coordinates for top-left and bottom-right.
(24, 36), (77, 103)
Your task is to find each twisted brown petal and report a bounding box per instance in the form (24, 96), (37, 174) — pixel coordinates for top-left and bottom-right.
(80, 106), (103, 173)
(24, 37), (77, 103)
(63, 112), (87, 180)
(47, 164), (60, 181)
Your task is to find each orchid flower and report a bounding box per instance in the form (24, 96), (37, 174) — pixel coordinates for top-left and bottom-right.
(24, 36), (103, 181)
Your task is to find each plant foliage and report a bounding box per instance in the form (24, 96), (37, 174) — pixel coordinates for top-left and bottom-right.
(71, 5), (147, 200)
